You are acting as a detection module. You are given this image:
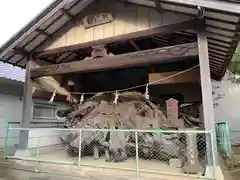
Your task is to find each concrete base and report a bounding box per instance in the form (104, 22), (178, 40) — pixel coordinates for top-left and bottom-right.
(205, 165), (224, 180)
(169, 158), (182, 168)
(183, 164), (202, 174)
(14, 150), (31, 158)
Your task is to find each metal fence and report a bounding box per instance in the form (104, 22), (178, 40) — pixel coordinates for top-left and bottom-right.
(4, 127), (216, 179)
(215, 122), (238, 170)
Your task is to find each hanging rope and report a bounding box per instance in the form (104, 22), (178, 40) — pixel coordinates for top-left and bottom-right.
(70, 64), (199, 95)
(36, 64), (199, 96)
(32, 87), (36, 94)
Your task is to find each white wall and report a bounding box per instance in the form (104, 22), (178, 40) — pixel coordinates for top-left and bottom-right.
(212, 70), (240, 145)
(0, 91), (69, 156)
(28, 129), (68, 148)
(26, 129), (69, 155)
(0, 93), (22, 149)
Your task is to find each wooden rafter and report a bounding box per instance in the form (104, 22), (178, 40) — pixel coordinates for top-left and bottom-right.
(36, 28), (51, 38)
(36, 19), (199, 57)
(13, 56), (26, 66)
(12, 47), (28, 56)
(153, 0), (163, 13)
(31, 42), (198, 78)
(58, 53), (75, 63)
(60, 8), (74, 18)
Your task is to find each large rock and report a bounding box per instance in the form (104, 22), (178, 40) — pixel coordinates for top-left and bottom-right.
(59, 92), (185, 162)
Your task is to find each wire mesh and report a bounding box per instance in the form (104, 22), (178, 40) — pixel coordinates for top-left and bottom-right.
(38, 129), (78, 164)
(4, 128), (215, 179)
(137, 131), (210, 177)
(76, 129), (137, 170)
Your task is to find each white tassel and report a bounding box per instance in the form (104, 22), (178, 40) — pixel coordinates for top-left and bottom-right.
(113, 91), (119, 105)
(32, 87), (36, 94)
(145, 84), (149, 100)
(80, 94), (84, 104)
(66, 95), (71, 102)
(49, 90), (56, 103)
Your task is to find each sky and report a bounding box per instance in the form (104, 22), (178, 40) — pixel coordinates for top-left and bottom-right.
(0, 0), (53, 46)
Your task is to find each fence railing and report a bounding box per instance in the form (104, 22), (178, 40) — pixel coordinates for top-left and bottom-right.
(215, 122), (236, 169)
(216, 122), (232, 157)
(4, 127), (216, 179)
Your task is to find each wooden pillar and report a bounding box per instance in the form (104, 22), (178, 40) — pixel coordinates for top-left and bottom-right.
(197, 22), (218, 165)
(19, 55), (33, 150)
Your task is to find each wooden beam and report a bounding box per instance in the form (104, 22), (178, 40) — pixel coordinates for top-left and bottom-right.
(197, 22), (218, 165)
(209, 52), (226, 60)
(208, 49), (228, 56)
(60, 8), (74, 18)
(21, 56), (34, 127)
(36, 28), (51, 38)
(31, 42), (198, 77)
(74, 51), (86, 59)
(13, 56), (26, 66)
(129, 40), (140, 50)
(221, 18), (240, 78)
(58, 52), (75, 63)
(36, 19), (199, 57)
(153, 0), (163, 13)
(209, 56), (225, 63)
(149, 68), (200, 84)
(19, 55), (34, 150)
(12, 47), (28, 56)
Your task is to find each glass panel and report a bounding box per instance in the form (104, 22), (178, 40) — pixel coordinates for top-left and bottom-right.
(33, 106), (54, 118)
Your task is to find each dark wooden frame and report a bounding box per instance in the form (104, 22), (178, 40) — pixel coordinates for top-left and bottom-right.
(197, 20), (218, 165)
(31, 43), (198, 77)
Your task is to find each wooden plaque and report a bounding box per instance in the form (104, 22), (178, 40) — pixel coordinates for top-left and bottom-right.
(82, 13), (113, 29)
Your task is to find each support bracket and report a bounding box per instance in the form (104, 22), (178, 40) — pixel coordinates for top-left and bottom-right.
(197, 6), (205, 19)
(91, 46), (108, 58)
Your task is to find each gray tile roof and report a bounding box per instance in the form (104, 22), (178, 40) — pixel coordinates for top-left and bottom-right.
(0, 62), (25, 82)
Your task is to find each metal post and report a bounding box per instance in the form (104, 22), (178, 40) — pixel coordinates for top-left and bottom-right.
(36, 135), (40, 163)
(210, 130), (217, 178)
(183, 130), (202, 174)
(78, 129), (82, 166)
(4, 122), (9, 158)
(206, 132), (213, 166)
(135, 132), (139, 180)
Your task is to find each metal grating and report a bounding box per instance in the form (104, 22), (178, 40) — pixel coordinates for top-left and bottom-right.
(0, 0), (239, 80)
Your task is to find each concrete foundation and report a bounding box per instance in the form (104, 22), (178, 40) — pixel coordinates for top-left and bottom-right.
(205, 165), (224, 180)
(14, 150), (31, 158)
